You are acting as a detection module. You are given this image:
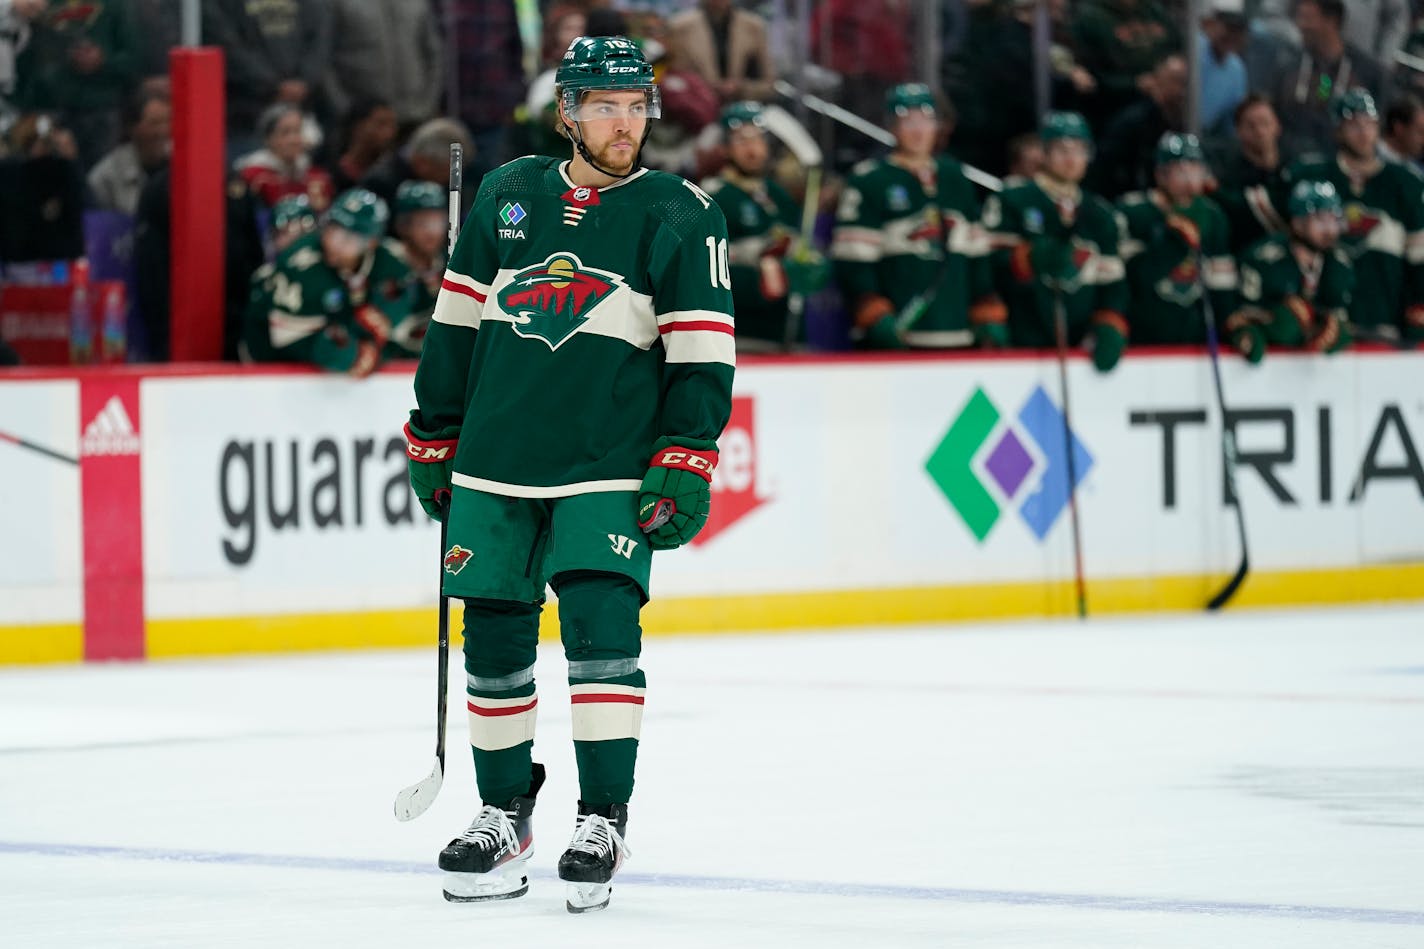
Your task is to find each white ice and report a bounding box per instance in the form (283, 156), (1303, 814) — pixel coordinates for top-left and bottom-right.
(2, 605), (1423, 948)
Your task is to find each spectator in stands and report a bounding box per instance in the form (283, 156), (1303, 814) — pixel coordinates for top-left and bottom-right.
(16, 0), (139, 170)
(1265, 0), (1384, 159)
(515, 5), (587, 160)
(0, 111), (84, 263)
(234, 102), (335, 212)
(1091, 52), (1188, 198)
(0, 0), (44, 125)
(644, 18), (721, 176)
(1380, 95), (1424, 169)
(1072, 0), (1181, 131)
(1005, 133), (1044, 186)
(950, 0), (1095, 178)
(361, 116), (472, 221)
(87, 89), (170, 215)
(330, 99), (399, 193)
(202, 0), (333, 158)
(445, 0), (524, 177)
(1213, 94), (1289, 251)
(131, 0), (180, 89)
(1343, 0), (1409, 68)
(322, 0), (442, 135)
(668, 0), (775, 104)
(1198, 2), (1248, 141)
(809, 0), (911, 125)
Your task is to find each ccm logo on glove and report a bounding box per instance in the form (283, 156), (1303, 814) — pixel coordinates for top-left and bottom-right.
(654, 449), (718, 481)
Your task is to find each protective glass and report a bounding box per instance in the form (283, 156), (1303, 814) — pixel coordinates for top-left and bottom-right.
(563, 88), (663, 121)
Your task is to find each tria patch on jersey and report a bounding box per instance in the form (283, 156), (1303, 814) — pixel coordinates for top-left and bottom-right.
(499, 201), (529, 239)
(497, 252), (624, 350)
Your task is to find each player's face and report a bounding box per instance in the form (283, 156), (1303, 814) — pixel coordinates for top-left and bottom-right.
(1156, 159), (1205, 204)
(572, 91), (649, 175)
(1294, 211), (1342, 250)
(1338, 115), (1379, 160)
(727, 126), (768, 176)
(894, 109), (936, 160)
(1043, 139), (1090, 184)
(322, 226), (370, 271)
(401, 209), (446, 258)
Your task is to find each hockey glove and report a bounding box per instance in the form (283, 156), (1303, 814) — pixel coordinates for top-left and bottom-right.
(784, 252), (831, 296)
(1311, 310), (1349, 354)
(637, 436), (718, 550)
(970, 296), (1009, 348)
(1405, 306), (1424, 341)
(853, 294), (903, 349)
(1231, 324), (1266, 364)
(1089, 311), (1128, 373)
(1011, 238), (1077, 285)
(405, 413), (459, 520)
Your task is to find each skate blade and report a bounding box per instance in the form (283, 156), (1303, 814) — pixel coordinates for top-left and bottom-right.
(565, 882), (612, 914)
(442, 867), (529, 902)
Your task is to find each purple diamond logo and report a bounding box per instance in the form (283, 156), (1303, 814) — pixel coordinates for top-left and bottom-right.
(984, 429), (1034, 499)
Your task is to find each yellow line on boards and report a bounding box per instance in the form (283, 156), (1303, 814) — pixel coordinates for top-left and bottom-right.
(4, 563), (1421, 664)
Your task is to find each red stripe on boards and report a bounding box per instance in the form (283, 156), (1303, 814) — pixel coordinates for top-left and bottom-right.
(570, 694), (646, 706)
(441, 279), (487, 303)
(467, 698), (538, 717)
(658, 321), (734, 336)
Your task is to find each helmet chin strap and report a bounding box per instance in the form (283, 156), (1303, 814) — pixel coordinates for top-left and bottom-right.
(569, 120), (650, 180)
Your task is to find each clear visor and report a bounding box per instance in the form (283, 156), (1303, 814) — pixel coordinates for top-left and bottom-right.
(562, 87), (662, 121)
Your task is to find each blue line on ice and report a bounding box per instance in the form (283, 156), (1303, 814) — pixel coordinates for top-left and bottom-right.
(2, 840), (1421, 927)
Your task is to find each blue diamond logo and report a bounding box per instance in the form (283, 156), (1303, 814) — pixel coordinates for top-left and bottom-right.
(500, 202), (526, 226)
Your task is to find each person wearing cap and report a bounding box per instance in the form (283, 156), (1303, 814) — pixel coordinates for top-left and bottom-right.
(1280, 88), (1424, 338)
(240, 187), (413, 375)
(1229, 179), (1353, 362)
(1198, 1), (1248, 140)
(983, 111), (1128, 371)
(1118, 133), (1236, 345)
(831, 83), (1003, 349)
(700, 101), (825, 350)
(385, 180), (448, 357)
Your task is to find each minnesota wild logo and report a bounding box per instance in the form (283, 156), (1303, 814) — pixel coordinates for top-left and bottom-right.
(498, 253), (622, 350)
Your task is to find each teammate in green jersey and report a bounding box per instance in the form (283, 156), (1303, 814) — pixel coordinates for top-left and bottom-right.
(403, 36), (734, 913)
(1228, 180), (1353, 362)
(1118, 133), (1237, 345)
(983, 111), (1129, 370)
(385, 181), (447, 358)
(701, 101), (828, 351)
(270, 194), (317, 253)
(831, 83), (1005, 349)
(240, 187), (412, 376)
(1279, 90), (1424, 340)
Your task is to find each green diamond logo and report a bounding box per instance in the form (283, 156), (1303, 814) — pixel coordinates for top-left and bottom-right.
(926, 387), (1001, 541)
(499, 202), (526, 226)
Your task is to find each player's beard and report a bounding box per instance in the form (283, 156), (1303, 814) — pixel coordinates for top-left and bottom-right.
(591, 135), (640, 175)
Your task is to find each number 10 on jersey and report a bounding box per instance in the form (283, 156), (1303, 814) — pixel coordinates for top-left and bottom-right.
(705, 236), (731, 290)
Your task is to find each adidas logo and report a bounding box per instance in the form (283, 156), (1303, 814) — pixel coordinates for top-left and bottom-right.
(81, 395), (140, 456)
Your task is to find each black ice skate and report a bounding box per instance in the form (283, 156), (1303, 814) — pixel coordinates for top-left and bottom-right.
(557, 801), (630, 914)
(439, 763), (545, 902)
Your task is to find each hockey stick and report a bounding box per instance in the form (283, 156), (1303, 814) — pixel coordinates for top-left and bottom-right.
(760, 105), (823, 350)
(1049, 284), (1088, 619)
(393, 143), (463, 822)
(1197, 262), (1250, 611)
(0, 430), (78, 466)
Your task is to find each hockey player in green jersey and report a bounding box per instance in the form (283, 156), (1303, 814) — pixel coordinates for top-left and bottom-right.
(1228, 180), (1353, 362)
(1280, 90), (1424, 339)
(831, 83), (1005, 349)
(701, 101), (828, 351)
(403, 36), (734, 914)
(241, 188), (412, 376)
(270, 194), (317, 253)
(983, 111), (1129, 371)
(1118, 133), (1237, 345)
(385, 181), (447, 358)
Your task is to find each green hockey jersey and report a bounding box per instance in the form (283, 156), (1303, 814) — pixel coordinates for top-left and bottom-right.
(702, 170), (801, 349)
(413, 156), (736, 497)
(385, 238), (442, 358)
(1211, 153), (1289, 253)
(1280, 155), (1424, 330)
(241, 232), (414, 370)
(1117, 190), (1236, 344)
(832, 154), (998, 347)
(983, 176), (1129, 348)
(1233, 234), (1354, 347)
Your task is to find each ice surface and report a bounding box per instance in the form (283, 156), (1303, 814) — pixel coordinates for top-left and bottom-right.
(2, 605), (1422, 947)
